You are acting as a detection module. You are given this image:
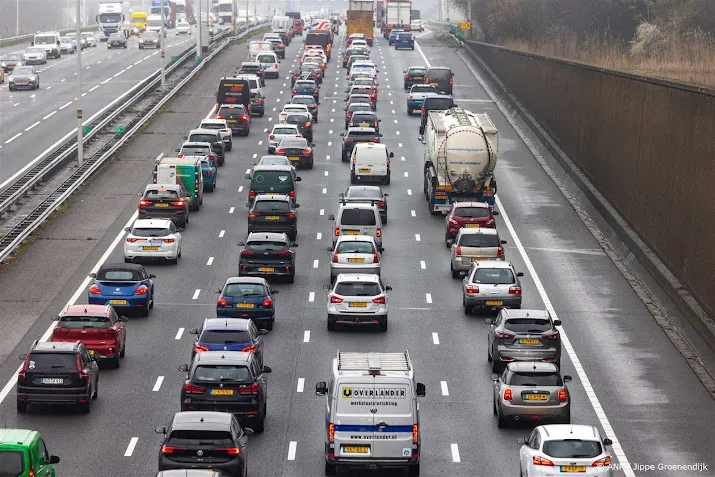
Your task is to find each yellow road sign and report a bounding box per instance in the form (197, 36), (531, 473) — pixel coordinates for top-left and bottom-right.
(461, 22), (471, 30)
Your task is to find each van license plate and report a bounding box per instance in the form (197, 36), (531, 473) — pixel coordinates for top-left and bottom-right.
(520, 338), (539, 345)
(155, 203), (169, 207)
(486, 300), (503, 306)
(343, 230), (359, 235)
(258, 267), (275, 272)
(561, 466), (587, 473)
(109, 299), (128, 305)
(359, 168), (371, 173)
(342, 445), (369, 453)
(143, 246), (159, 250)
(210, 389), (234, 396)
(41, 378), (63, 384)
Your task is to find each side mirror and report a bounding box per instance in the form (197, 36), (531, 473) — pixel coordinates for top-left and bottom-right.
(189, 328), (199, 335)
(343, 108), (347, 111)
(245, 202), (250, 207)
(272, 289), (279, 294)
(154, 426), (167, 435)
(149, 274), (156, 279)
(385, 285), (392, 291)
(178, 364), (189, 372)
(389, 152), (394, 158)
(291, 242), (299, 247)
(491, 374), (500, 381)
(402, 70), (406, 73)
(516, 437), (527, 445)
(294, 204), (301, 208)
(446, 238), (454, 247)
(311, 143), (316, 147)
(484, 317), (495, 325)
(563, 375), (572, 383)
(88, 272), (96, 278)
(418, 135), (424, 143)
(237, 241), (245, 246)
(295, 177), (301, 181)
(603, 438), (613, 446)
(322, 284), (330, 290)
(340, 133), (345, 136)
(214, 288), (222, 293)
(19, 354), (27, 361)
(500, 240), (507, 245)
(328, 214), (335, 220)
(516, 272), (524, 277)
(338, 193), (345, 198)
(315, 381), (328, 396)
(258, 329), (269, 335)
(492, 210), (500, 215)
(124, 226), (130, 232)
(379, 246), (385, 252)
(49, 455), (60, 464)
(243, 428), (254, 436)
(416, 382), (426, 397)
(377, 119), (382, 122)
(378, 134), (384, 137)
(177, 227), (185, 232)
(119, 316), (129, 322)
(263, 366), (272, 373)
(453, 104), (459, 108)
(553, 319), (562, 327)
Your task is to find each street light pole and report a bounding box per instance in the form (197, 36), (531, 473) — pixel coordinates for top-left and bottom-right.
(197, 0), (203, 59)
(160, 0), (166, 91)
(16, 0), (19, 37)
(232, 0), (236, 34)
(76, 0), (84, 167)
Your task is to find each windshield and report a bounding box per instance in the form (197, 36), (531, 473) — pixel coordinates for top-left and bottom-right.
(251, 171), (293, 187)
(132, 16), (145, 24)
(334, 281), (381, 296)
(503, 318), (553, 333)
(397, 33), (412, 40)
(193, 365), (251, 382)
(254, 200), (291, 212)
(109, 34), (124, 40)
(286, 115), (308, 125)
(223, 283), (267, 297)
(100, 13), (123, 23)
(278, 139), (306, 148)
(246, 241), (287, 251)
(0, 450), (24, 475)
(168, 430), (232, 444)
(471, 268), (515, 284)
(458, 233), (500, 247)
(508, 372), (562, 386)
(284, 106), (307, 113)
(408, 68), (427, 75)
(34, 35), (56, 45)
(542, 440), (603, 459)
(1, 54), (21, 61)
(131, 227), (171, 237)
(199, 329), (251, 344)
(454, 207), (490, 218)
(346, 188), (380, 199)
(336, 241), (374, 254)
(181, 146), (211, 155)
(58, 315), (111, 329)
(147, 18), (162, 26)
(295, 81), (316, 88)
(200, 123), (224, 130)
(351, 114), (375, 123)
(60, 37), (73, 43)
(340, 208), (377, 226)
(140, 32), (157, 39)
(12, 67), (33, 75)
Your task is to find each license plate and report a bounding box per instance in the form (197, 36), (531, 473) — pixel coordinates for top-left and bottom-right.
(471, 257), (487, 261)
(523, 393), (548, 401)
(348, 258), (365, 263)
(143, 246), (159, 250)
(414, 76), (423, 79)
(109, 299), (128, 305)
(520, 338), (539, 345)
(155, 203), (169, 208)
(227, 119), (237, 123)
(236, 303), (255, 308)
(349, 302), (367, 308)
(89, 350), (95, 356)
(343, 230), (359, 235)
(41, 378), (63, 384)
(359, 123), (369, 127)
(289, 156), (299, 161)
(561, 466), (587, 473)
(266, 216), (280, 220)
(265, 192), (280, 195)
(210, 389), (235, 396)
(342, 445), (369, 454)
(465, 224), (481, 228)
(359, 168), (371, 173)
(258, 267), (275, 272)
(430, 82), (438, 86)
(486, 300), (503, 306)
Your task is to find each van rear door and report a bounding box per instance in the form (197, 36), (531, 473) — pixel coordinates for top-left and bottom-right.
(333, 380), (375, 461)
(370, 381), (414, 461)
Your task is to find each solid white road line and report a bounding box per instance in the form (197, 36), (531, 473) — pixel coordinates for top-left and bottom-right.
(152, 376), (164, 392)
(441, 381), (449, 396)
(192, 289), (200, 300)
(303, 330), (310, 343)
(175, 328), (184, 340)
(297, 378), (305, 393)
(451, 443), (461, 463)
(308, 292), (315, 303)
(432, 332), (440, 345)
(206, 257), (214, 266)
(287, 441), (297, 461)
(124, 437), (139, 457)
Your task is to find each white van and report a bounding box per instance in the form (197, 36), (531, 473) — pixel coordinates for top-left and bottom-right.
(271, 15), (292, 31)
(235, 74), (263, 96)
(32, 31), (61, 58)
(315, 351), (425, 476)
(256, 51), (280, 78)
(248, 40), (273, 60)
(350, 143), (393, 185)
(329, 202), (383, 249)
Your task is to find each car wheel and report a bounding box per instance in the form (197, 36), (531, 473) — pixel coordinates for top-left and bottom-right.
(288, 272), (295, 284)
(227, 141), (232, 151)
(379, 318), (387, 332)
(79, 395), (91, 414)
(253, 404), (266, 433)
(307, 159), (313, 169)
(451, 265), (460, 279)
(111, 353), (121, 368)
(493, 397), (498, 415)
(92, 377), (99, 398)
(325, 461), (337, 476)
(497, 412), (507, 428)
(464, 304), (473, 315)
(16, 400), (27, 413)
(120, 341), (126, 358)
(141, 301), (150, 317)
(350, 172), (357, 184)
(408, 463), (420, 477)
(487, 347), (493, 362)
(124, 257), (132, 263)
(327, 316), (336, 331)
(491, 360), (502, 373)
(266, 318), (274, 331)
(407, 108), (412, 115)
(205, 183), (214, 192)
(383, 175), (390, 185)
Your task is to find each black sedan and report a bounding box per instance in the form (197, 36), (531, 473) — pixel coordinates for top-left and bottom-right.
(107, 32), (127, 48)
(247, 194), (299, 240)
(238, 232), (298, 283)
(284, 112), (313, 143)
(290, 95), (319, 122)
(344, 103), (373, 129)
(340, 127), (381, 162)
(274, 137), (314, 169)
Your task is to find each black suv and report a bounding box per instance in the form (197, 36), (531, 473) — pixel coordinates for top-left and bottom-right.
(425, 66), (454, 95)
(238, 62), (265, 86)
(340, 127), (382, 162)
(178, 352), (272, 432)
(348, 111), (381, 134)
(217, 104), (251, 136)
(156, 411), (252, 476)
(403, 65), (427, 89)
(247, 194), (299, 240)
(238, 232), (298, 283)
(419, 94), (456, 136)
(187, 129), (226, 165)
(284, 112), (313, 143)
(16, 340), (99, 413)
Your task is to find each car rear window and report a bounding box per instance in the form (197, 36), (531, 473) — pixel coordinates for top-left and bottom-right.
(337, 241), (374, 254)
(218, 106), (246, 117)
(503, 318), (553, 333)
(412, 85), (436, 93)
(472, 268), (515, 284)
(0, 451), (24, 475)
(542, 440), (602, 459)
(508, 372), (562, 386)
(334, 281), (381, 296)
(252, 171), (293, 187)
(273, 127), (298, 135)
(223, 283), (267, 297)
(199, 329), (251, 344)
(349, 105), (372, 113)
(193, 365), (251, 382)
(189, 133), (218, 143)
(27, 353), (77, 369)
(257, 54), (275, 63)
(168, 430), (233, 444)
(397, 33), (412, 40)
(351, 114), (375, 123)
(259, 157), (289, 166)
(427, 68), (451, 79)
(181, 145), (210, 155)
(286, 115), (308, 125)
(245, 241), (287, 251)
(348, 130), (377, 138)
(200, 123), (224, 130)
(279, 138), (306, 148)
(340, 208), (377, 226)
(132, 227), (171, 237)
(409, 68), (427, 74)
(295, 81), (316, 88)
(293, 97), (315, 105)
(97, 269), (142, 280)
(458, 233), (500, 247)
(144, 189), (179, 200)
(347, 189), (379, 199)
(58, 315), (111, 329)
(425, 98), (454, 110)
(454, 207), (490, 218)
(254, 200), (291, 212)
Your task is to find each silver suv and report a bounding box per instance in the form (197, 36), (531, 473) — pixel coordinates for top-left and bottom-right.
(329, 235), (381, 281)
(462, 260), (523, 314)
(450, 228), (507, 278)
(325, 274), (391, 332)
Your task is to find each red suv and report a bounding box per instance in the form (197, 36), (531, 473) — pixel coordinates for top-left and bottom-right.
(51, 304), (128, 368)
(444, 202), (498, 246)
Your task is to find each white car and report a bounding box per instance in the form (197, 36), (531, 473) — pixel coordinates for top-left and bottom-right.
(247, 155), (297, 180)
(518, 424), (614, 477)
(256, 51), (280, 78)
(410, 20), (424, 32)
(325, 273), (391, 332)
(22, 47), (46, 65)
(350, 39), (368, 49)
(267, 124), (302, 153)
(279, 104), (313, 123)
(176, 21), (191, 34)
(123, 219), (183, 264)
(199, 118), (233, 151)
(81, 32), (98, 47)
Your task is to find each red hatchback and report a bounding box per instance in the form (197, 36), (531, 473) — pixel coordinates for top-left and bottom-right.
(51, 304), (128, 368)
(444, 202), (499, 245)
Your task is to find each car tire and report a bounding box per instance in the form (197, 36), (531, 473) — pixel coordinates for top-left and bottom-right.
(120, 341), (126, 358)
(124, 256), (132, 263)
(350, 172), (357, 184)
(342, 151), (347, 162)
(451, 265), (460, 279)
(205, 183), (214, 192)
(382, 215), (388, 224)
(79, 395), (91, 414)
(408, 463), (420, 477)
(259, 111), (264, 117)
(327, 316), (336, 331)
(493, 398), (498, 415)
(266, 318), (274, 331)
(379, 318), (387, 332)
(383, 175), (390, 185)
(288, 272), (295, 283)
(307, 159), (313, 169)
(491, 360), (502, 374)
(496, 412), (507, 428)
(111, 353), (121, 368)
(141, 301), (150, 317)
(16, 400), (27, 413)
(325, 461), (337, 476)
(487, 347), (493, 362)
(93, 378), (99, 399)
(407, 108), (411, 115)
(253, 404), (266, 433)
(227, 141), (232, 151)
(464, 304), (473, 315)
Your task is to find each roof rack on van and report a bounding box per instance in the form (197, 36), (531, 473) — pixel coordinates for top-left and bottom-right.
(338, 199), (379, 206)
(337, 351), (411, 375)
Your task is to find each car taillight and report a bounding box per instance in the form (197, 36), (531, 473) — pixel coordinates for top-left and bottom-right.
(28, 468), (34, 477)
(194, 344), (209, 353)
(344, 138), (354, 142)
(450, 77), (453, 85)
(328, 423), (335, 444)
(370, 94), (376, 99)
(240, 114), (248, 120)
(274, 64), (278, 68)
(184, 381), (206, 394)
(262, 298), (273, 307)
(134, 285), (148, 295)
(314, 89), (319, 94)
(454, 246), (462, 256)
(558, 388), (568, 402)
(292, 90), (297, 95)
(373, 251), (379, 263)
(218, 298), (227, 306)
(532, 456), (554, 466)
(222, 447), (242, 455)
(275, 149), (285, 155)
(301, 149), (311, 154)
(495, 330), (515, 339)
(542, 330), (560, 340)
(255, 98), (262, 103)
(332, 251), (339, 263)
(286, 212), (296, 219)
(497, 246), (504, 257)
(508, 286), (521, 295)
(205, 170), (212, 177)
(170, 200), (184, 207)
(305, 122), (312, 127)
(138, 199), (151, 206)
(238, 383), (260, 394)
(448, 218), (458, 226)
(241, 345), (257, 354)
(404, 74), (409, 79)
(89, 284), (101, 295)
(330, 295), (343, 304)
(593, 456), (612, 467)
(466, 286), (479, 294)
(240, 249), (254, 257)
(126, 237), (139, 243)
(425, 77), (429, 83)
(177, 153), (185, 158)
(503, 388), (512, 401)
(249, 212), (259, 218)
(77, 354), (88, 378)
(289, 190), (295, 199)
(216, 114), (223, 119)
(412, 424), (419, 445)
(373, 296), (386, 304)
(161, 445), (185, 454)
(248, 190), (255, 198)
(278, 250), (291, 256)
(18, 356), (30, 378)
(269, 134), (275, 140)
(376, 228), (382, 237)
(162, 238), (175, 243)
(421, 107), (425, 115)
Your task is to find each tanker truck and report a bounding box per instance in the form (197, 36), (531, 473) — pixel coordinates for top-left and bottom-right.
(421, 108), (498, 214)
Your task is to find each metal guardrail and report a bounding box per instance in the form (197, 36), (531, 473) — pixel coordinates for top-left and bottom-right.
(0, 25), (100, 47)
(0, 23), (268, 262)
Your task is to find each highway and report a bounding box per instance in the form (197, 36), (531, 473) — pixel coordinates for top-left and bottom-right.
(0, 26), (712, 477)
(0, 28), (197, 185)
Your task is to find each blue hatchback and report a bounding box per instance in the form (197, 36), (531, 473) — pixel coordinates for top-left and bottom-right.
(88, 262), (155, 316)
(189, 317), (267, 366)
(215, 277), (278, 330)
(200, 156), (218, 192)
(292, 80), (320, 102)
(395, 32), (415, 50)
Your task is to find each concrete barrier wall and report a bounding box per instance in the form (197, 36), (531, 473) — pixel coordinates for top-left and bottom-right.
(464, 41), (715, 318)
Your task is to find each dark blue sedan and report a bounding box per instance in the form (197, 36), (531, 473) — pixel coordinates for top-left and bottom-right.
(292, 79), (320, 102)
(189, 317), (267, 365)
(87, 262), (155, 316)
(215, 277), (278, 330)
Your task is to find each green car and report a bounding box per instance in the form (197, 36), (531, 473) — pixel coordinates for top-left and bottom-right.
(0, 429), (60, 476)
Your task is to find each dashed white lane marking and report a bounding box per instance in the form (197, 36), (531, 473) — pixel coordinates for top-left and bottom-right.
(219, 230), (225, 238)
(206, 257), (214, 266)
(89, 85), (99, 92)
(287, 441), (297, 461)
(324, 170), (329, 176)
(12, 102), (19, 107)
(175, 328), (184, 340)
(25, 121), (41, 131)
(152, 376), (164, 392)
(81, 92), (87, 97)
(432, 332), (440, 344)
(394, 119), (398, 123)
(317, 232), (322, 240)
(451, 443), (461, 462)
(192, 289), (201, 300)
(258, 140), (263, 145)
(46, 86), (51, 90)
(308, 292), (315, 303)
(134, 59), (142, 65)
(113, 69), (125, 77)
(328, 142), (332, 146)
(303, 330), (311, 343)
(5, 133), (22, 144)
(320, 209), (325, 216)
(391, 109), (395, 114)
(43, 111), (57, 120)
(411, 210), (416, 217)
(425, 293), (432, 303)
(297, 378), (305, 393)
(404, 171), (408, 177)
(238, 186), (244, 192)
(229, 206), (235, 214)
(396, 131), (400, 135)
(124, 437), (139, 457)
(101, 78), (111, 84)
(401, 156), (405, 162)
(441, 381), (449, 396)
(61, 78), (66, 82)
(326, 154), (331, 160)
(421, 261), (428, 271)
(407, 189), (412, 196)
(59, 101), (72, 109)
(245, 168), (251, 175)
(330, 118), (334, 122)
(313, 259), (319, 268)
(322, 187), (327, 194)
(398, 142), (403, 147)
(328, 130), (333, 134)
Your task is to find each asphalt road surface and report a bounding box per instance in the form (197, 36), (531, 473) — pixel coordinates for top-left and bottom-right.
(0, 27), (712, 477)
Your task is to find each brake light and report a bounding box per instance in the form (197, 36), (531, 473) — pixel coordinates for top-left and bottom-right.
(292, 90), (297, 95)
(372, 296), (386, 304)
(126, 237), (139, 243)
(421, 107), (425, 115)
(138, 199), (151, 206)
(404, 74), (409, 79)
(412, 424), (419, 445)
(194, 344), (209, 353)
(330, 295), (343, 304)
(162, 238), (175, 243)
(224, 447), (242, 455)
(558, 388), (568, 402)
(466, 286), (479, 294)
(255, 98), (262, 103)
(286, 212), (296, 219)
(450, 77), (453, 85)
(177, 153), (185, 158)
(262, 298), (273, 307)
(532, 456), (554, 466)
(171, 200), (185, 207)
(218, 297), (227, 306)
(134, 285), (148, 295)
(508, 286), (521, 295)
(274, 64), (278, 68)
(76, 354), (88, 378)
(370, 93), (376, 99)
(289, 190), (295, 199)
(376, 228), (382, 237)
(314, 89), (319, 94)
(161, 445), (185, 454)
(495, 330), (515, 339)
(241, 345), (257, 354)
(18, 355), (30, 378)
(269, 134), (275, 140)
(216, 114), (223, 119)
(184, 381), (206, 394)
(373, 251), (379, 263)
(344, 138), (354, 142)
(240, 114), (248, 120)
(328, 423), (335, 444)
(454, 246), (462, 256)
(305, 122), (312, 127)
(593, 456), (612, 467)
(205, 170), (212, 177)
(240, 249), (254, 257)
(249, 212), (259, 219)
(28, 468), (34, 477)
(301, 149), (311, 154)
(542, 330), (560, 340)
(275, 149), (285, 155)
(248, 190), (255, 198)
(497, 246), (504, 257)
(425, 77), (429, 83)
(238, 383), (260, 394)
(503, 388), (512, 401)
(89, 284), (101, 295)
(278, 250), (291, 256)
